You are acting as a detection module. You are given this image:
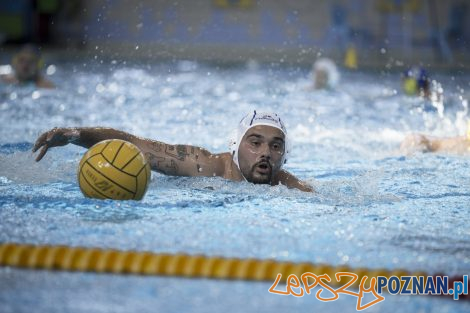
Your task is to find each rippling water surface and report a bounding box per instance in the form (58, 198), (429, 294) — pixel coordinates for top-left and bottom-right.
(0, 59), (469, 312)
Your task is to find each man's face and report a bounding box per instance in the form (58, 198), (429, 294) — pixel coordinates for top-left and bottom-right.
(314, 69), (329, 89)
(13, 51), (39, 81)
(238, 125), (285, 184)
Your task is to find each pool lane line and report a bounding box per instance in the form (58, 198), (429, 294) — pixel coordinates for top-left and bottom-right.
(0, 242), (467, 299)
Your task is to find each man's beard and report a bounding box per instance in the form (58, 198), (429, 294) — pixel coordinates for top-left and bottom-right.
(246, 160), (273, 184)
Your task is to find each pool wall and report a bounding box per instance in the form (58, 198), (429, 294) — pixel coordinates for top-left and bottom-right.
(78, 0), (469, 67)
(2, 1), (469, 67)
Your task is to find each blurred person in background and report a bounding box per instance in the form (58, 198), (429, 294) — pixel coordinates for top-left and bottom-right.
(401, 66), (444, 109)
(1, 44), (54, 89)
(402, 67), (431, 98)
(310, 58), (340, 90)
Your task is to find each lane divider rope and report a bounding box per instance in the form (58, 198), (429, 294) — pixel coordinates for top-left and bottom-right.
(0, 243), (467, 299)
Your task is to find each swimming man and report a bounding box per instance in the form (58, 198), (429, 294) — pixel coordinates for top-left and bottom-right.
(33, 111), (314, 192)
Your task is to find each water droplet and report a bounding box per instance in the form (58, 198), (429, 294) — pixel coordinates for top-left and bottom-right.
(32, 91), (41, 100)
(95, 84), (105, 93)
(46, 65), (56, 75)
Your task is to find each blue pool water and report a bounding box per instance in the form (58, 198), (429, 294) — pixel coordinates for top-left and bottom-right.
(0, 59), (469, 312)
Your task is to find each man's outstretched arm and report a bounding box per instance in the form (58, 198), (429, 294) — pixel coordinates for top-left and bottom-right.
(400, 133), (470, 155)
(33, 127), (225, 177)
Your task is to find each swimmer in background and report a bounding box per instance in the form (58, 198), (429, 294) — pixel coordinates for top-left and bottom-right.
(402, 67), (443, 101)
(32, 111), (314, 192)
(310, 58), (339, 90)
(0, 45), (55, 89)
(400, 120), (470, 155)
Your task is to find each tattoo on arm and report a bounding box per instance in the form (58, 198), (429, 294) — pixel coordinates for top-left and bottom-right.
(167, 160), (179, 174)
(201, 149), (211, 157)
(176, 145), (189, 161)
(145, 152), (179, 175)
(164, 144), (188, 161)
(147, 141), (163, 152)
(144, 141), (215, 176)
(195, 148), (210, 161)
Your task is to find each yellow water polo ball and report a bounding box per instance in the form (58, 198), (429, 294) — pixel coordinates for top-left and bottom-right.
(78, 139), (151, 200)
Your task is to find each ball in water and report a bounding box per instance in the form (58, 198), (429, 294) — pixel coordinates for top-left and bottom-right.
(78, 139), (151, 200)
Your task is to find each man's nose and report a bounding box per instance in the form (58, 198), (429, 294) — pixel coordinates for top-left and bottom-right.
(260, 143), (271, 158)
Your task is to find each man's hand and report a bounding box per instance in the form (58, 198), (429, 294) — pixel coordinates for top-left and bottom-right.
(32, 127), (79, 161)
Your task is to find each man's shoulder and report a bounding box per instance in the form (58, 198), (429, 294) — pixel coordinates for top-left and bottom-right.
(216, 152), (232, 159)
(214, 152), (244, 181)
(215, 152), (233, 168)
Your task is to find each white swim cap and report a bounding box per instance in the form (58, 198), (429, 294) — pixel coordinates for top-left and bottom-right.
(313, 57), (339, 88)
(229, 111), (290, 171)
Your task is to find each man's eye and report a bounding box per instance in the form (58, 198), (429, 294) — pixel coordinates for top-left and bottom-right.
(272, 143), (283, 151)
(251, 141), (260, 146)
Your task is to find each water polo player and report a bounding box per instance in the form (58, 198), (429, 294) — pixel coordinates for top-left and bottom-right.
(33, 111), (314, 192)
(402, 67), (430, 97)
(1, 45), (55, 89)
(311, 57), (339, 90)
